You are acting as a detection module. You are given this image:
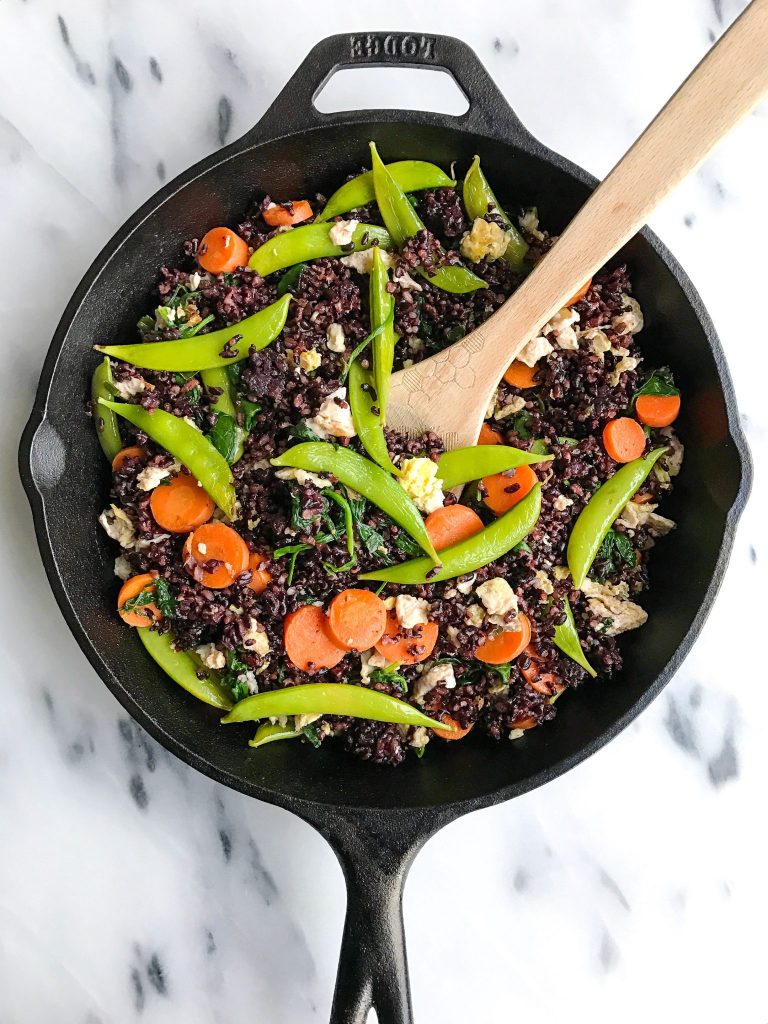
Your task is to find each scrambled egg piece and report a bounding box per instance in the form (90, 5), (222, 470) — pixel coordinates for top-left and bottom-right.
(136, 460), (179, 492)
(196, 643), (226, 670)
(114, 555), (132, 580)
(328, 218), (359, 246)
(113, 375), (147, 399)
(612, 294), (644, 335)
(242, 617), (270, 657)
(617, 500), (676, 536)
(326, 323), (346, 352)
(99, 504), (136, 549)
(609, 354), (639, 387)
(464, 604), (486, 627)
(545, 307), (580, 351)
(340, 248), (395, 274)
(299, 348), (322, 372)
(517, 335), (554, 367)
(307, 387), (357, 439)
(460, 218), (510, 262)
(476, 577), (518, 626)
(582, 328), (613, 361)
(398, 457), (445, 514)
(581, 579), (648, 636)
(412, 662), (456, 703)
(395, 595), (430, 630)
(275, 467), (332, 489)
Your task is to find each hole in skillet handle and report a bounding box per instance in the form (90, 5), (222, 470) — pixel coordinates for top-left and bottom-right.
(243, 31), (535, 142)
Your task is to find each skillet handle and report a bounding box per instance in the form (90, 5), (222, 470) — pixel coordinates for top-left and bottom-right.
(330, 842), (414, 1024)
(246, 31), (531, 140)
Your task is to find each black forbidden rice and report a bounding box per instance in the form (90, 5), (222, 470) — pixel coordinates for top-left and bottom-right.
(96, 183), (679, 766)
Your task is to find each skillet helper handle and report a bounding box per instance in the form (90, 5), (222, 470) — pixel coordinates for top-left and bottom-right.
(330, 852), (412, 1024)
(248, 31), (530, 139)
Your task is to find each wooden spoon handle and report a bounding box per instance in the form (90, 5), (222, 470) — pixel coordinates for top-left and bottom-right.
(483, 0), (768, 375)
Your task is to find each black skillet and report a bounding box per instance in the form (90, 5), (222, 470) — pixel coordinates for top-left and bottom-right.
(19, 32), (751, 1024)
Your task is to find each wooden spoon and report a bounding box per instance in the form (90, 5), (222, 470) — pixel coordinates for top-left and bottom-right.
(386, 0), (768, 449)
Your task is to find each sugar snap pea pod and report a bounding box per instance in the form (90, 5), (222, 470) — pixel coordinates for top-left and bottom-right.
(369, 143), (486, 295)
(91, 357), (122, 460)
(95, 294), (291, 372)
(98, 399), (237, 518)
(361, 484), (541, 584)
(271, 442), (439, 563)
(222, 682), (452, 730)
(316, 160), (456, 222)
(567, 448), (667, 589)
(249, 722), (301, 748)
(348, 361), (400, 476)
(437, 444), (552, 488)
(553, 598), (596, 678)
(248, 223), (392, 276)
(201, 367), (246, 464)
(138, 628), (233, 710)
(463, 155), (529, 271)
(370, 245), (395, 422)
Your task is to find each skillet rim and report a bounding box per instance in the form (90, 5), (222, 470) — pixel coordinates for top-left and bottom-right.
(18, 111), (752, 821)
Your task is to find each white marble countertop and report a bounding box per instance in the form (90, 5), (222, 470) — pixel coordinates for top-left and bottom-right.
(1, 2), (766, 1022)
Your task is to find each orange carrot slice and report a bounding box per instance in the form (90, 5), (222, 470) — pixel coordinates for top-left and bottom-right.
(603, 417), (646, 463)
(150, 473), (215, 533)
(433, 715), (474, 741)
(247, 551), (272, 594)
(635, 393), (680, 428)
(425, 505), (484, 552)
(111, 446), (147, 472)
(475, 613), (531, 665)
(520, 644), (561, 695)
(482, 464), (537, 516)
(284, 604), (347, 672)
(326, 589), (388, 651)
(566, 278), (592, 305)
(184, 523), (249, 589)
(478, 423), (503, 445)
(263, 200), (313, 227)
(197, 228), (250, 274)
(374, 611), (438, 665)
(118, 573), (161, 628)
(503, 361), (538, 389)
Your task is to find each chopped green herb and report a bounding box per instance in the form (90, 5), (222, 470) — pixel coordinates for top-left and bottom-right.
(240, 400), (261, 432)
(633, 366), (679, 403)
(302, 724), (322, 748)
(154, 578), (177, 618)
(368, 666), (409, 692)
(290, 421), (324, 443)
(208, 412), (240, 464)
(340, 313), (395, 383)
(594, 529), (637, 579)
(276, 262), (308, 297)
(273, 542), (312, 585)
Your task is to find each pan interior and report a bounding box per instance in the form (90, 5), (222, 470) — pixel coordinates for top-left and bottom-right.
(31, 120), (745, 811)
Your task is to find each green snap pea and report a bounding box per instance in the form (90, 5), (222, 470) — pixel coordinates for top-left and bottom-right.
(98, 398), (237, 518)
(348, 361), (400, 476)
(222, 682), (451, 730)
(370, 245), (395, 422)
(463, 155), (529, 271)
(567, 448), (667, 588)
(360, 484), (541, 584)
(138, 628), (233, 710)
(553, 598), (596, 678)
(369, 143), (486, 295)
(271, 442), (439, 563)
(248, 722), (301, 748)
(202, 367), (246, 464)
(316, 160), (456, 222)
(437, 444), (552, 489)
(91, 357), (122, 460)
(95, 294), (291, 372)
(248, 223), (392, 277)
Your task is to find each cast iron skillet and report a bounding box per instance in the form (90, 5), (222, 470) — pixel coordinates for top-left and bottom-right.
(19, 32), (751, 1024)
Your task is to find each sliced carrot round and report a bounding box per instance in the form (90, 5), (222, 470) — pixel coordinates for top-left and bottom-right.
(374, 611), (438, 665)
(247, 551), (272, 594)
(150, 473), (215, 533)
(112, 446), (147, 472)
(433, 715), (474, 741)
(482, 464), (537, 516)
(566, 278), (592, 306)
(635, 393), (680, 428)
(326, 589), (387, 651)
(603, 417), (646, 463)
(197, 227), (250, 274)
(118, 573), (161, 628)
(520, 644), (561, 695)
(478, 423), (503, 445)
(510, 715), (538, 730)
(284, 604), (347, 672)
(425, 505), (484, 552)
(475, 613), (531, 665)
(184, 523), (249, 589)
(263, 200), (313, 227)
(503, 361), (538, 389)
